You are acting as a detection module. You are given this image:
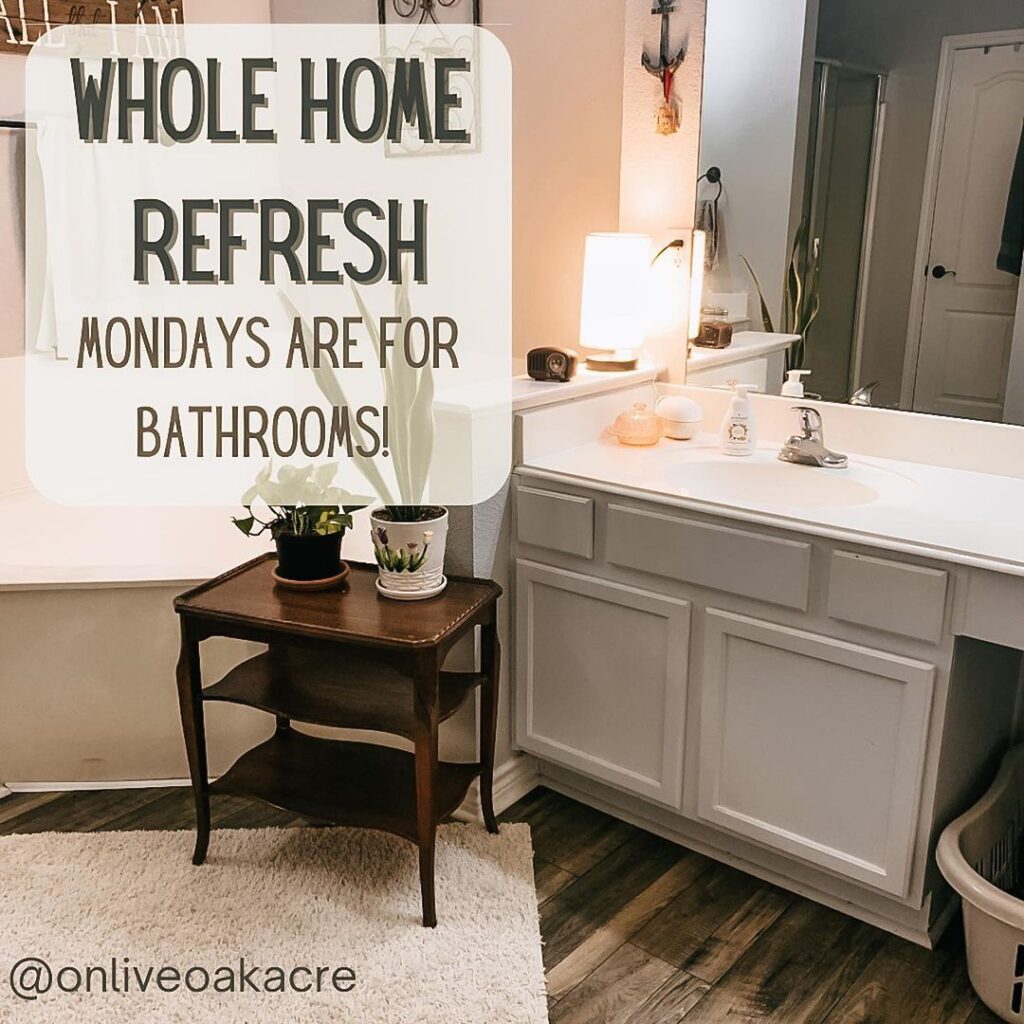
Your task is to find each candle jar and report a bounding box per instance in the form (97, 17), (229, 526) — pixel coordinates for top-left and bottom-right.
(694, 307), (734, 349)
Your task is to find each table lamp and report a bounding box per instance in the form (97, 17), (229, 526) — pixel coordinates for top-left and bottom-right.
(579, 232), (651, 371)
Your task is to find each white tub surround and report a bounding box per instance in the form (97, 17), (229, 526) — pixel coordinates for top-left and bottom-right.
(511, 383), (1024, 947)
(686, 332), (796, 393)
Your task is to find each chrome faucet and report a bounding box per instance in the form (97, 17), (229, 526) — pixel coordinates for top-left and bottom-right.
(849, 381), (882, 407)
(778, 406), (849, 469)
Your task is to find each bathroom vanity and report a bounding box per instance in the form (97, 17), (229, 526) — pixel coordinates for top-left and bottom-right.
(510, 383), (1024, 947)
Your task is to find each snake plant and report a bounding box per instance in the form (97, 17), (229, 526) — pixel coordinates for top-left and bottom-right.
(741, 219), (821, 374)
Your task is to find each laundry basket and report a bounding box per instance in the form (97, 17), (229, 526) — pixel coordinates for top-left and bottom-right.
(938, 745), (1024, 1022)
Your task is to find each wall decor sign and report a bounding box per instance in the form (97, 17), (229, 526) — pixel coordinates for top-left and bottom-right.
(378, 0), (481, 27)
(0, 1), (183, 56)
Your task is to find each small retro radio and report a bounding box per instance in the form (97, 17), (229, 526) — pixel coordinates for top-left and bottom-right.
(527, 347), (578, 383)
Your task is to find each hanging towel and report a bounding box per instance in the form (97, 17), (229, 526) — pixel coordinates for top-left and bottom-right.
(695, 198), (720, 272)
(998, 118), (1024, 277)
(0, 125), (24, 358)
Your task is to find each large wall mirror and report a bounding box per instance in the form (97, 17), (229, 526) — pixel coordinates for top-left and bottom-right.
(696, 0), (1024, 423)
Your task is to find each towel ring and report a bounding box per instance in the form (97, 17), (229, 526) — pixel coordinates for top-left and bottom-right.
(698, 166), (723, 202)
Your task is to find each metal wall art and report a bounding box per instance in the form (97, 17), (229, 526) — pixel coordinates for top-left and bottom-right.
(378, 0), (481, 26)
(642, 0), (686, 136)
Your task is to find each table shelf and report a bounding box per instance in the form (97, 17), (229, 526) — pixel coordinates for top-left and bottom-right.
(211, 730), (481, 844)
(203, 648), (483, 739)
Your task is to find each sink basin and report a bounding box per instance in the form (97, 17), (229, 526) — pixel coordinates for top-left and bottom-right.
(670, 458), (911, 509)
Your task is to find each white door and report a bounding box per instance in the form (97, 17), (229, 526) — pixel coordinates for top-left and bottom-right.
(913, 41), (1024, 420)
(514, 560), (691, 808)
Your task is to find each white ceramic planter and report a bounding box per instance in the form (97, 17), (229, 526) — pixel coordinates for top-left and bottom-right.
(370, 508), (449, 599)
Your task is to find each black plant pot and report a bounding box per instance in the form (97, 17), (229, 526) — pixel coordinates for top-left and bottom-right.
(275, 532), (344, 582)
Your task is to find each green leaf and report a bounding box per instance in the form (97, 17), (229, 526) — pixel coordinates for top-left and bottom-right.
(232, 516), (255, 536)
(740, 255), (776, 334)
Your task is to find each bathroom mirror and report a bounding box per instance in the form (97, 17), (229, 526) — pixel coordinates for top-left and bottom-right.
(695, 0), (1024, 423)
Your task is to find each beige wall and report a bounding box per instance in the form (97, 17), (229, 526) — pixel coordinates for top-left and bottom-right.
(271, 0), (626, 359)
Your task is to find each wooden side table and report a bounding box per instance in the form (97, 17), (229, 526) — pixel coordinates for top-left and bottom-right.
(173, 554), (502, 927)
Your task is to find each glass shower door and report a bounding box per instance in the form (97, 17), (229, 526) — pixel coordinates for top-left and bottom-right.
(802, 62), (884, 402)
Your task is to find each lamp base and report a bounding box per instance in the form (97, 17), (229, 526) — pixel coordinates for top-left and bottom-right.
(585, 353), (639, 372)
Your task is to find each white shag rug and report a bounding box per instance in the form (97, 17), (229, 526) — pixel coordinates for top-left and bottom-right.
(0, 824), (548, 1024)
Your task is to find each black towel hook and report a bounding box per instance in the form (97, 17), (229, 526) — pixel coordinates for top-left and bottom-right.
(698, 166), (723, 202)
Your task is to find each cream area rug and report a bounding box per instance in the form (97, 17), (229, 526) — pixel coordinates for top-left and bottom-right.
(0, 824), (548, 1024)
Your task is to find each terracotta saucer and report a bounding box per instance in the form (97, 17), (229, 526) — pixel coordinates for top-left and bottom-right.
(272, 561), (351, 592)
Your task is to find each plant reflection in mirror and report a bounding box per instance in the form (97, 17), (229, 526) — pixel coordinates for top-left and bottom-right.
(741, 219), (821, 374)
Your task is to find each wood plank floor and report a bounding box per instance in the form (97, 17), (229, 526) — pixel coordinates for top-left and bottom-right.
(0, 784), (1001, 1023)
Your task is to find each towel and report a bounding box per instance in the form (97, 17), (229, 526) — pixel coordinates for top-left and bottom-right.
(998, 118), (1024, 277)
(695, 198), (720, 272)
(0, 125), (24, 358)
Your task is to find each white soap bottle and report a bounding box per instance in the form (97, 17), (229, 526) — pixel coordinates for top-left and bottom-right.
(781, 369), (812, 398)
(719, 381), (757, 457)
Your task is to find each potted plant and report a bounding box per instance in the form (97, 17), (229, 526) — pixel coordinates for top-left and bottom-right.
(280, 274), (447, 599)
(371, 505), (449, 600)
(232, 464), (364, 587)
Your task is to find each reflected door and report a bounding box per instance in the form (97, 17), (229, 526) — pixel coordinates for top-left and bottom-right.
(914, 42), (1024, 420)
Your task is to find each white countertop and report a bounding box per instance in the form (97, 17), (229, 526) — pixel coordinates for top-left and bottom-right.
(687, 332), (797, 371)
(509, 362), (662, 411)
(519, 433), (1024, 577)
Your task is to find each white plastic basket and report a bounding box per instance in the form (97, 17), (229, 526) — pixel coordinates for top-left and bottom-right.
(938, 745), (1024, 1022)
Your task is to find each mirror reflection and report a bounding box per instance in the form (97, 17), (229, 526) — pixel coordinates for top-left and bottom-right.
(696, 0), (1024, 423)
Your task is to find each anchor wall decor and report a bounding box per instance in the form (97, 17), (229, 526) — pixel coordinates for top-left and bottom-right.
(642, 0), (686, 135)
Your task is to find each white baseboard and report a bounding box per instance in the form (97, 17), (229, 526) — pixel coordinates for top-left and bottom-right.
(452, 754), (541, 824)
(6, 758), (542, 821)
(4, 778), (192, 793)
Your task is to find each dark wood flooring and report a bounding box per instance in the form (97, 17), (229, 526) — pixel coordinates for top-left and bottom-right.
(0, 784), (1000, 1023)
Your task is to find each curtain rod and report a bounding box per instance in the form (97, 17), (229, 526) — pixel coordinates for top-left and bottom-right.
(0, 119), (35, 129)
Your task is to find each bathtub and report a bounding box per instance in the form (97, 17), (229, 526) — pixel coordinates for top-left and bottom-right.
(0, 354), (383, 788)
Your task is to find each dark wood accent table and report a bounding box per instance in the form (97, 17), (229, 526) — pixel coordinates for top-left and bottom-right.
(173, 554), (503, 927)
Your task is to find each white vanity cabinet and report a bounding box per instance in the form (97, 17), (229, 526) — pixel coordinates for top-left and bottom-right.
(511, 471), (1021, 946)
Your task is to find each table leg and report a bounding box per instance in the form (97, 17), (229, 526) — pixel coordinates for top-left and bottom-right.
(480, 620), (501, 835)
(414, 654), (440, 928)
(175, 619), (210, 866)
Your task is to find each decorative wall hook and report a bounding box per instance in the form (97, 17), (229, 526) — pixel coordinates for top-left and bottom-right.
(642, 0), (686, 136)
(378, 0), (481, 25)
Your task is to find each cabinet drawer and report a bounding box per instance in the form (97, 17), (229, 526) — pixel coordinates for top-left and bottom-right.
(516, 486), (594, 559)
(606, 504), (812, 609)
(828, 551), (949, 644)
(698, 610), (935, 896)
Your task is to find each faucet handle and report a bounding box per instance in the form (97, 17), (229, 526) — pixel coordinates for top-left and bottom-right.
(792, 406), (823, 438)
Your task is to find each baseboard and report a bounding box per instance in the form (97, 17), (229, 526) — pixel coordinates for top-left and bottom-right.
(452, 754), (541, 824)
(4, 778), (192, 793)
(6, 758), (544, 823)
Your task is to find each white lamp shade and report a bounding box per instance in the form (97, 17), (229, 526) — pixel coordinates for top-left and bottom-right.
(579, 233), (651, 352)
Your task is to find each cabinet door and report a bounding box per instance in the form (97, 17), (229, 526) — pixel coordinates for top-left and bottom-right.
(515, 560), (691, 807)
(698, 610), (935, 896)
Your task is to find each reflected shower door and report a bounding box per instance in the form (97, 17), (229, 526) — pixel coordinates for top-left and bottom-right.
(802, 62), (884, 402)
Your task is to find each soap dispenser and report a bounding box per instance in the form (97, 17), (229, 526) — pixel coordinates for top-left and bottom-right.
(781, 369), (812, 398)
(719, 381), (757, 457)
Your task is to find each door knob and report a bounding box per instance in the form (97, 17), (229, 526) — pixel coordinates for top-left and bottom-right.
(931, 265), (957, 279)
